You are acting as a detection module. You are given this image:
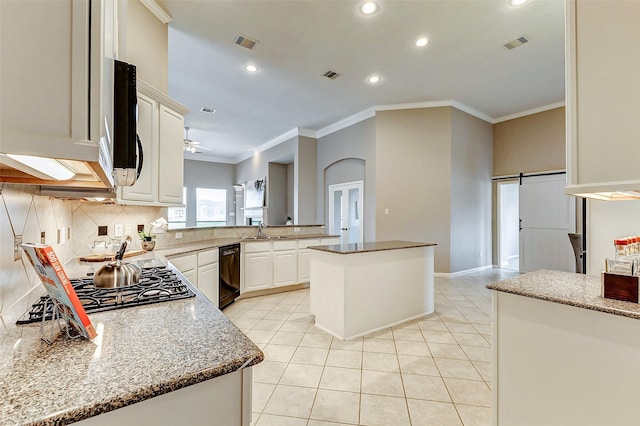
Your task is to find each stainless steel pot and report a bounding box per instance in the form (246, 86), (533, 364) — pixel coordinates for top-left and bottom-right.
(93, 241), (142, 288)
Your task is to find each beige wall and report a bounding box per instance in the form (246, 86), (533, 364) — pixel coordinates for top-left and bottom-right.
(493, 107), (565, 176)
(125, 0), (168, 92)
(451, 108), (494, 272)
(375, 107), (453, 273)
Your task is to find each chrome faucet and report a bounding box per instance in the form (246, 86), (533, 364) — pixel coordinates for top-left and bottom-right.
(258, 221), (267, 238)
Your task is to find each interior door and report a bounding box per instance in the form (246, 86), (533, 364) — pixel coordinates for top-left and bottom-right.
(519, 174), (576, 273)
(328, 181), (364, 244)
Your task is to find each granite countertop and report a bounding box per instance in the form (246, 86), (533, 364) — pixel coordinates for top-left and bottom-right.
(309, 240), (437, 254)
(487, 269), (640, 320)
(0, 252), (263, 426)
(158, 234), (339, 258)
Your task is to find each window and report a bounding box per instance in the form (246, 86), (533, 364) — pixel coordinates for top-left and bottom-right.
(196, 188), (227, 227)
(167, 188), (186, 229)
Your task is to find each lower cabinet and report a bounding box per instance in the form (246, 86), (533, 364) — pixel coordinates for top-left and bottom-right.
(169, 249), (219, 306)
(273, 240), (298, 288)
(241, 237), (340, 295)
(197, 249), (219, 306)
(243, 241), (272, 292)
(169, 253), (197, 286)
(297, 239), (320, 283)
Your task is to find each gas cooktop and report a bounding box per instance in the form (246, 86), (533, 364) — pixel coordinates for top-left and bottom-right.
(17, 266), (195, 325)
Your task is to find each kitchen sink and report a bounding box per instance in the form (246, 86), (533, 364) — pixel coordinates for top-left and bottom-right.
(241, 235), (287, 240)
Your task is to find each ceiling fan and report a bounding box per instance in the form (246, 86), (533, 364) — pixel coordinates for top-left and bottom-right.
(183, 127), (211, 154)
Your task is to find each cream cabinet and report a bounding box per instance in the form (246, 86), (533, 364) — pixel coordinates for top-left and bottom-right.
(243, 242), (272, 292)
(297, 239), (320, 283)
(118, 81), (189, 206)
(169, 249), (220, 306)
(197, 249), (219, 306)
(170, 253), (197, 285)
(241, 237), (340, 295)
(565, 0), (640, 195)
(0, 0), (118, 186)
(273, 240), (298, 288)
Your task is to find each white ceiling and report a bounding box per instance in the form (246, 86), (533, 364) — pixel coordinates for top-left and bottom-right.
(163, 0), (565, 164)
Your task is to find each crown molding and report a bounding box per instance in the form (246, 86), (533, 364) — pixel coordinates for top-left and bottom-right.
(139, 0), (173, 24)
(137, 79), (190, 115)
(493, 101), (565, 123)
(315, 107), (376, 139)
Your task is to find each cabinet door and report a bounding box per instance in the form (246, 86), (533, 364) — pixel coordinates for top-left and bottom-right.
(567, 0), (640, 190)
(119, 92), (158, 202)
(169, 254), (197, 286)
(158, 105), (184, 204)
(298, 249), (312, 283)
(244, 252), (271, 292)
(0, 0), (94, 158)
(273, 250), (297, 287)
(198, 262), (219, 307)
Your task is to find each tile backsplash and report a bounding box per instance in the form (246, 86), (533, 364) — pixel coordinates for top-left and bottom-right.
(0, 184), (164, 319)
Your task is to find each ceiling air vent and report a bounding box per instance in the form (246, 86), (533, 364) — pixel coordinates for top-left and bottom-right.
(200, 107), (216, 114)
(323, 70), (341, 80)
(504, 35), (529, 50)
(234, 35), (258, 50)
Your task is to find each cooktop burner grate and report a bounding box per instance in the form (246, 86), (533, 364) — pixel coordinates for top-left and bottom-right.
(17, 266), (195, 325)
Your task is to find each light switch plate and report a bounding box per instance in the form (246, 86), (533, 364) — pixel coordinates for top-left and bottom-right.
(114, 224), (123, 238)
(14, 235), (22, 261)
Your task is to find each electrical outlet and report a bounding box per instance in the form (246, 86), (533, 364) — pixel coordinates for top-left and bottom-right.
(114, 224), (123, 238)
(294, 227), (300, 232)
(175, 232), (183, 239)
(98, 226), (108, 236)
(137, 224), (145, 232)
(56, 229), (61, 244)
(384, 208), (389, 215)
(40, 231), (46, 244)
(14, 235), (22, 261)
(67, 227), (71, 241)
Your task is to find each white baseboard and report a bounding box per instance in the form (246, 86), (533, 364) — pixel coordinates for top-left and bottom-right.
(434, 264), (494, 277)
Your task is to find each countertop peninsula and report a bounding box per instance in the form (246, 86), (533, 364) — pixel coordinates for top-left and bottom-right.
(0, 252), (263, 426)
(487, 269), (640, 320)
(309, 240), (437, 255)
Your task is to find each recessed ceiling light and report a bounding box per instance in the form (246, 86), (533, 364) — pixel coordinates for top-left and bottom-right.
(510, 0), (529, 6)
(360, 1), (378, 15)
(245, 64), (259, 72)
(246, 147), (253, 151)
(367, 75), (381, 84)
(416, 37), (429, 47)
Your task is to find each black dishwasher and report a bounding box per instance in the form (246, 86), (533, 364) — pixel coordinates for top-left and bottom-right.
(219, 244), (240, 309)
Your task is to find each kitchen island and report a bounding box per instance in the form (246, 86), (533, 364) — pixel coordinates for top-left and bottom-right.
(309, 240), (436, 340)
(0, 252), (263, 426)
(488, 270), (640, 426)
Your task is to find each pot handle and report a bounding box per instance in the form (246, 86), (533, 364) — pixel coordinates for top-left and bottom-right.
(115, 241), (128, 261)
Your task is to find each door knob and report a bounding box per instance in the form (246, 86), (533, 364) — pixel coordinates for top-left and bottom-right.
(341, 227), (349, 231)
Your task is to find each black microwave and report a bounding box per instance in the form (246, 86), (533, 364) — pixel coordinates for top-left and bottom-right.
(112, 60), (143, 187)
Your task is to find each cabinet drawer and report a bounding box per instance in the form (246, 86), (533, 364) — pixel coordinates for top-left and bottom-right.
(244, 241), (271, 253)
(298, 239), (321, 249)
(273, 240), (297, 251)
(169, 253), (197, 272)
(198, 248), (219, 266)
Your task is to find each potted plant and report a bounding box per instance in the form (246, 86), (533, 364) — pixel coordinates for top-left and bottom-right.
(138, 218), (168, 251)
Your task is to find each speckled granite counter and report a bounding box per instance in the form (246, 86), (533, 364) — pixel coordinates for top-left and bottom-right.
(0, 252), (263, 425)
(487, 269), (640, 320)
(309, 240), (437, 254)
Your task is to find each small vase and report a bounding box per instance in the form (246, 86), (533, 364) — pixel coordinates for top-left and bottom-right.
(141, 240), (156, 251)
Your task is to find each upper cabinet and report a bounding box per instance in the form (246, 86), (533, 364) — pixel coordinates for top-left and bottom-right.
(118, 81), (189, 206)
(0, 0), (118, 187)
(565, 0), (640, 197)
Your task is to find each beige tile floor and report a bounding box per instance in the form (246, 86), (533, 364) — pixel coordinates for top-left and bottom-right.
(224, 268), (520, 426)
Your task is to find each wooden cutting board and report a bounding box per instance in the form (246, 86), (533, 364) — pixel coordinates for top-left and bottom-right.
(79, 250), (147, 262)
